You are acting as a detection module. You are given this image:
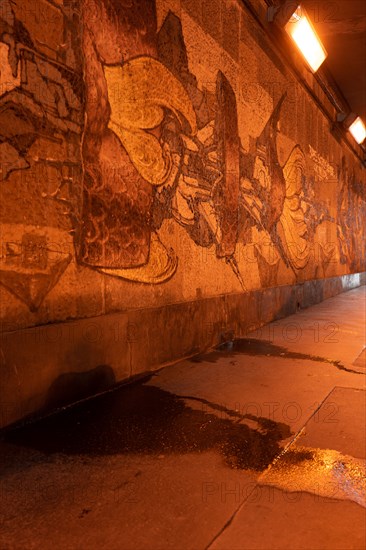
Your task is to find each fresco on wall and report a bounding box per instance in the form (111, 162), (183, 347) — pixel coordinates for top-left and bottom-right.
(337, 160), (365, 272)
(0, 0), (80, 311)
(77, 1), (315, 290)
(0, 0), (365, 312)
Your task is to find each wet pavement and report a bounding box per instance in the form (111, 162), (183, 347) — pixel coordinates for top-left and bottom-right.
(1, 286), (365, 549)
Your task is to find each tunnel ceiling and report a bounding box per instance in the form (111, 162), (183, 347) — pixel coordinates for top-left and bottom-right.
(302, 0), (366, 121)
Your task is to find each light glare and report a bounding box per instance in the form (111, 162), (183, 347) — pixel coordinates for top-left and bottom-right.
(285, 9), (327, 72)
(349, 117), (366, 144)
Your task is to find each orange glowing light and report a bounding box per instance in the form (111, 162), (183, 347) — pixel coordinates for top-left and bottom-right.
(349, 117), (366, 144)
(285, 7), (327, 72)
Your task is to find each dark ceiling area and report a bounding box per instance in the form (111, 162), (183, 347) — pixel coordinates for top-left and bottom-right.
(302, 0), (366, 121)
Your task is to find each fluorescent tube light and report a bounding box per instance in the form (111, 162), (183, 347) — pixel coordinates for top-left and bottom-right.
(349, 117), (366, 144)
(285, 6), (327, 72)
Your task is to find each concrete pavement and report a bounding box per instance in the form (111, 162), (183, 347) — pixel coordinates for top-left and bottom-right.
(1, 286), (365, 549)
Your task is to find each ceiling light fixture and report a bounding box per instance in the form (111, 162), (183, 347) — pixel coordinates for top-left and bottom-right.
(284, 6), (327, 72)
(285, 6), (327, 73)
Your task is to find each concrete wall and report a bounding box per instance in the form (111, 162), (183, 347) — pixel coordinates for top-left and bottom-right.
(1, 0), (365, 427)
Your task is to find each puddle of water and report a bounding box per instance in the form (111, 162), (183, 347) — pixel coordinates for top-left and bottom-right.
(191, 339), (362, 375)
(261, 446), (366, 508)
(3, 384), (291, 471)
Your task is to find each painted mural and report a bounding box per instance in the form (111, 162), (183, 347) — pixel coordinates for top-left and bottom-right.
(0, 0), (365, 314)
(0, 0), (82, 311)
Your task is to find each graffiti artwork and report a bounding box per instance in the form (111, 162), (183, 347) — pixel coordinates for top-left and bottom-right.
(0, 0), (365, 312)
(76, 2), (315, 289)
(0, 0), (80, 311)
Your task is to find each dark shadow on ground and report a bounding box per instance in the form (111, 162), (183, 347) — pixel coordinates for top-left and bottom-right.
(44, 365), (116, 409)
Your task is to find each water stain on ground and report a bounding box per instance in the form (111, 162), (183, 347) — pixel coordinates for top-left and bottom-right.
(3, 384), (291, 471)
(261, 446), (366, 508)
(191, 338), (362, 374)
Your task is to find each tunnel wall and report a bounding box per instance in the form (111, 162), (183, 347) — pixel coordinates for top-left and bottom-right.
(0, 0), (365, 427)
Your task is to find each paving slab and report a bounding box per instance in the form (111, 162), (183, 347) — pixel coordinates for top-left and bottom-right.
(0, 287), (365, 550)
(210, 387), (366, 550)
(210, 488), (366, 550)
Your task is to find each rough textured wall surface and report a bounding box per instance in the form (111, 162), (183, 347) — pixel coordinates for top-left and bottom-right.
(0, 0), (365, 425)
